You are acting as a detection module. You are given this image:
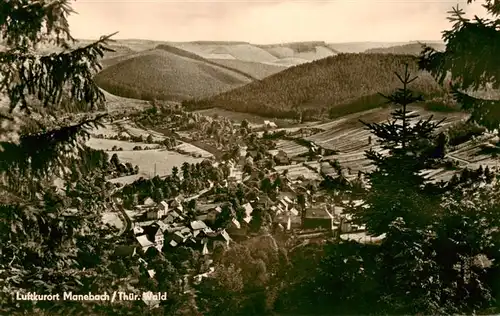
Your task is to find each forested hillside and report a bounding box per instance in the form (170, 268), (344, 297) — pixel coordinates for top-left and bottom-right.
(184, 53), (446, 119)
(365, 42), (445, 55)
(208, 59), (286, 80)
(94, 48), (253, 101)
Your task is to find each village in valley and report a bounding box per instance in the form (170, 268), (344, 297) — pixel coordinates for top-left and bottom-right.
(84, 97), (500, 307)
(5, 0), (500, 314)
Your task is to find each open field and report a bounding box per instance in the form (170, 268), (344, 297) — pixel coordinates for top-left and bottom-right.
(305, 107), (468, 153)
(274, 164), (322, 180)
(258, 42), (338, 61)
(170, 42), (279, 63)
(267, 106), (497, 182)
(102, 211), (124, 230)
(117, 121), (166, 141)
(79, 38), (165, 53)
(175, 141), (214, 158)
(327, 41), (412, 53)
(85, 138), (158, 151)
(272, 140), (309, 157)
(101, 89), (151, 113)
(108, 174), (144, 186)
(208, 58), (286, 79)
(110, 148), (204, 179)
(87, 123), (120, 138)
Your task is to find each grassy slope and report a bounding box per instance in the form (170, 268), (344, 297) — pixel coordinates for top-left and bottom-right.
(170, 42), (279, 63)
(364, 43), (446, 55)
(208, 59), (287, 80)
(258, 41), (338, 60)
(184, 53), (446, 119)
(94, 48), (253, 101)
(327, 42), (409, 53)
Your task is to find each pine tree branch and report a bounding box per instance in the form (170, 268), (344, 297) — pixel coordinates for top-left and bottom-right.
(0, 32), (117, 112)
(0, 113), (107, 175)
(450, 86), (500, 129)
(419, 13), (500, 92)
(467, 0), (500, 16)
(0, 0), (76, 48)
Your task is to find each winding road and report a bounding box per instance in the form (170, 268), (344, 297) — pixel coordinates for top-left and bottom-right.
(113, 198), (132, 235)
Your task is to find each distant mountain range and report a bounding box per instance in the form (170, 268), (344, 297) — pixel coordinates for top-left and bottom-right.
(94, 40), (341, 101)
(364, 42), (445, 55)
(4, 38), (446, 116)
(183, 53), (445, 119)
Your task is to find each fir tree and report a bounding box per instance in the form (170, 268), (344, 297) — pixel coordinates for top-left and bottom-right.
(354, 64), (445, 236)
(351, 65), (500, 314)
(0, 1), (145, 315)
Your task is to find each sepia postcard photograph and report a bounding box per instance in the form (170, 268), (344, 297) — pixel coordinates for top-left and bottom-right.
(1, 0), (500, 315)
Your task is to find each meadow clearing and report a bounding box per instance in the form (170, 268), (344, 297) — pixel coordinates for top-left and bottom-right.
(85, 138), (158, 151)
(175, 141), (214, 158)
(107, 149), (205, 183)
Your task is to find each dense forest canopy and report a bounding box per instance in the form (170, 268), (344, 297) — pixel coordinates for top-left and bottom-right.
(184, 53), (447, 120)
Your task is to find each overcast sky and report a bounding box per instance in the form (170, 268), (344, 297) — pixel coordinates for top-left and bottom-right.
(69, 0), (488, 44)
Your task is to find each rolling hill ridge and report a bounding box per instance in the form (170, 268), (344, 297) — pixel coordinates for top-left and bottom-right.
(94, 47), (254, 101)
(364, 42), (446, 55)
(183, 53), (446, 120)
(168, 41), (339, 66)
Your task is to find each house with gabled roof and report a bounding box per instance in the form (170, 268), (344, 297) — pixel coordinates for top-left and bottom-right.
(156, 220), (169, 232)
(147, 269), (156, 279)
(242, 203), (254, 224)
(303, 205), (335, 231)
(231, 218), (241, 229)
(202, 242), (209, 255)
(191, 220), (208, 231)
(220, 229), (232, 246)
(169, 231), (186, 247)
(143, 223), (164, 251)
(228, 166), (243, 183)
(147, 206), (167, 220)
(227, 217), (249, 240)
(253, 193), (273, 209)
(289, 207), (299, 216)
(169, 197), (184, 213)
(274, 150), (290, 165)
(159, 200), (169, 212)
(136, 234), (154, 252)
(273, 212), (301, 231)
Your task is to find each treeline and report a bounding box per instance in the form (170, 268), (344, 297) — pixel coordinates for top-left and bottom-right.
(67, 147), (140, 182)
(184, 54), (446, 120)
(364, 42), (445, 55)
(258, 41), (330, 54)
(447, 121), (487, 147)
(118, 160), (223, 208)
(94, 76), (187, 102)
